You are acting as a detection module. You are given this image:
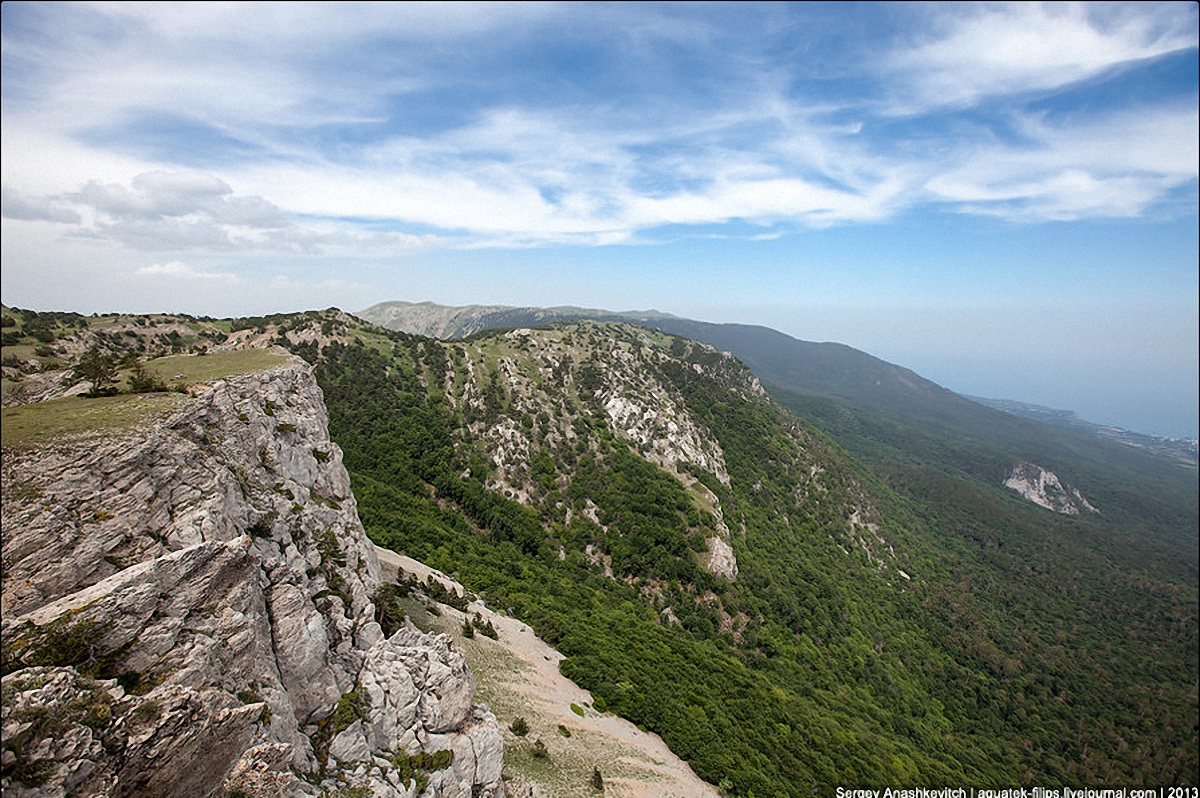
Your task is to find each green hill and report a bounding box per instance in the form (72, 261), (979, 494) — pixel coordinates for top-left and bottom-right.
(359, 302), (1198, 578)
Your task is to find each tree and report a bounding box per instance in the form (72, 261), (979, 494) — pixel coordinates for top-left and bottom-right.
(74, 349), (117, 396)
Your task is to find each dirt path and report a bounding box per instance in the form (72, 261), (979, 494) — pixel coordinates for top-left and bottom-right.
(375, 546), (720, 798)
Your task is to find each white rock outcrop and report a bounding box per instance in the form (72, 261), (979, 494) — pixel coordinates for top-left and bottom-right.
(1, 357), (503, 797)
(1004, 461), (1098, 515)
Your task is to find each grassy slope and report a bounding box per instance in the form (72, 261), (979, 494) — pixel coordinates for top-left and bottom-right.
(0, 393), (188, 447)
(1, 334), (290, 447)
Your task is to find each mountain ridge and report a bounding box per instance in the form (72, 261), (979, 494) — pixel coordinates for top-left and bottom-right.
(357, 299), (1199, 567)
(357, 299), (1195, 448)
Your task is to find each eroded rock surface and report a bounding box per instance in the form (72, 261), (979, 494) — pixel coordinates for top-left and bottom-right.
(2, 356), (503, 797)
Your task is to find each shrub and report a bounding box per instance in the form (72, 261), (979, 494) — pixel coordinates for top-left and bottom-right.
(474, 614), (498, 639)
(509, 717), (529, 737)
(73, 349), (117, 396)
(328, 686), (366, 736)
(128, 362), (167, 393)
(392, 750), (454, 792)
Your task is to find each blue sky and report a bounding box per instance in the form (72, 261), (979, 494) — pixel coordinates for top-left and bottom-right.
(2, 2), (1197, 436)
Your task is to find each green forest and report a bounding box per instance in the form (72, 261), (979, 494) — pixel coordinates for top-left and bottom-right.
(279, 314), (1197, 794)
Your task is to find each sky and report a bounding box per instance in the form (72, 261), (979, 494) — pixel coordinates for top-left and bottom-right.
(2, 2), (1197, 437)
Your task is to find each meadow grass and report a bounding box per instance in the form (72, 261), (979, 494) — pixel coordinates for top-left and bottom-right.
(145, 348), (289, 384)
(2, 349), (288, 447)
(1, 393), (187, 447)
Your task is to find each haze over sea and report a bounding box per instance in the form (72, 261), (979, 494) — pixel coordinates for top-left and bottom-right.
(2, 2), (1196, 437)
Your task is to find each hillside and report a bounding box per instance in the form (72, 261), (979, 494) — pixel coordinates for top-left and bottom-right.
(4, 306), (1197, 794)
(360, 301), (1198, 580)
(321, 308), (1196, 788)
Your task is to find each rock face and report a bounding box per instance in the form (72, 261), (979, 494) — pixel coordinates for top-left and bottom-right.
(1, 356), (503, 797)
(1004, 461), (1098, 515)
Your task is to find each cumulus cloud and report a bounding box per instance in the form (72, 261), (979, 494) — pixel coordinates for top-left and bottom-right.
(52, 172), (288, 251)
(67, 171), (296, 230)
(32, 170), (436, 254)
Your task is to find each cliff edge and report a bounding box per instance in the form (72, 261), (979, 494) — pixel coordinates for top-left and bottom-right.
(2, 355), (503, 797)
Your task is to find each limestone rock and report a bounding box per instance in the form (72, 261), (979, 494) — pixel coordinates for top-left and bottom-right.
(0, 667), (260, 798)
(701, 535), (739, 581)
(1, 357), (504, 797)
(1004, 461), (1098, 515)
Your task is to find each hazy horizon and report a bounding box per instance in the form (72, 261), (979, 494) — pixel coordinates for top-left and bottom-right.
(2, 3), (1197, 437)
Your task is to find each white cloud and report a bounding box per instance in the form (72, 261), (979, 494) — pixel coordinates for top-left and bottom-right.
(0, 2), (1195, 253)
(54, 171), (296, 251)
(1, 185), (81, 223)
(889, 3), (1198, 111)
(22, 170), (436, 254)
(0, 3), (560, 140)
(133, 261), (240, 283)
(926, 105), (1199, 220)
(73, 172), (237, 221)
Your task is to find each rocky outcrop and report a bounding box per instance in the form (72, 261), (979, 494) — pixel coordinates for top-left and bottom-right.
(0, 368), (84, 408)
(1004, 462), (1098, 515)
(1, 356), (503, 797)
(448, 323), (741, 580)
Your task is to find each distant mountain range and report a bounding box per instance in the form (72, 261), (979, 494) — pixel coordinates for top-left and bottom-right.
(356, 299), (676, 340)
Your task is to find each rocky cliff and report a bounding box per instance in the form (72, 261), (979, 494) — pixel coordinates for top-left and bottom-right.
(1, 356), (503, 797)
